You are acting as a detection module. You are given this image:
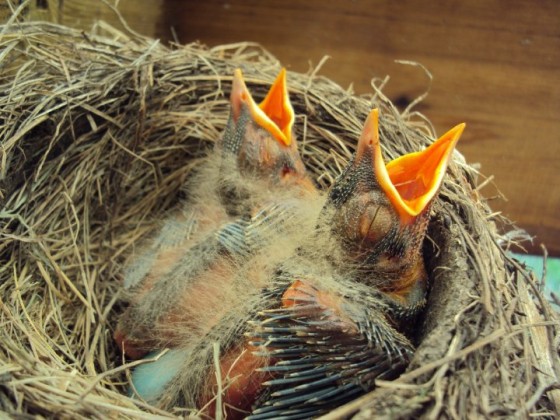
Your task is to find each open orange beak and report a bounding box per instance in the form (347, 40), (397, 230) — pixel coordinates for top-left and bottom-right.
(231, 68), (294, 146)
(358, 109), (465, 224)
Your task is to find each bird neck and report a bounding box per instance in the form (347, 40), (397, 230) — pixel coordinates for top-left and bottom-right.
(378, 256), (428, 309)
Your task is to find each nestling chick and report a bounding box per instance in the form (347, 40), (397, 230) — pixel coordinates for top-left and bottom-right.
(244, 109), (465, 418)
(115, 69), (317, 360)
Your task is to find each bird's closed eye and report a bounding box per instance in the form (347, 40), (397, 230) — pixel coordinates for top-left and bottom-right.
(357, 204), (393, 246)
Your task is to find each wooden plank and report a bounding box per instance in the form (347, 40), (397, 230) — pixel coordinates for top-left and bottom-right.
(159, 0), (560, 255)
(4, 0), (165, 37)
(59, 0), (163, 36)
(26, 0), (60, 22)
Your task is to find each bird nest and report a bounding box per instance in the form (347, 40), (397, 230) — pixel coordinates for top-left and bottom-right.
(0, 20), (558, 419)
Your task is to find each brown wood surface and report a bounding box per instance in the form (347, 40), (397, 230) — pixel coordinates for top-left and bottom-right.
(6, 0), (560, 255)
(2, 0), (164, 37)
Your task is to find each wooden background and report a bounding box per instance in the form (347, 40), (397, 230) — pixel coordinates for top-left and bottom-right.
(3, 0), (559, 255)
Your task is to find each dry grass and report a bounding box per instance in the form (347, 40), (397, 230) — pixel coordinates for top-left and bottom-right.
(0, 13), (558, 419)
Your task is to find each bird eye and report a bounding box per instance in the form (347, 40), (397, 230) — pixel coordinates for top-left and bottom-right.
(333, 195), (394, 250)
(357, 204), (393, 245)
(280, 163), (294, 178)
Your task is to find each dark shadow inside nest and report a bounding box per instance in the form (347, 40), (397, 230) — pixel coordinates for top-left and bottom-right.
(410, 215), (476, 373)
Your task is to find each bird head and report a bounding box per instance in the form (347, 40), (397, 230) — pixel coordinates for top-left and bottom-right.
(323, 109), (464, 293)
(220, 68), (314, 191)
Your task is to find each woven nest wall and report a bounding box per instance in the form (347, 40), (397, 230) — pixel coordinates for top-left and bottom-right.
(0, 20), (559, 419)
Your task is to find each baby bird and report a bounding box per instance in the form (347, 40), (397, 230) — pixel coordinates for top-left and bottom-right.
(115, 68), (317, 360)
(217, 68), (316, 215)
(244, 109), (465, 418)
